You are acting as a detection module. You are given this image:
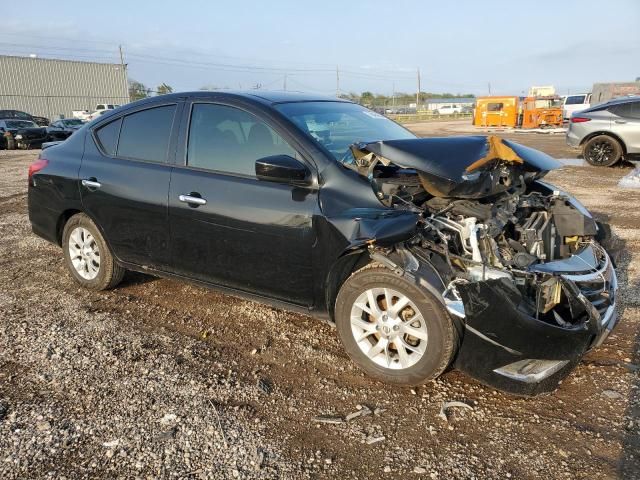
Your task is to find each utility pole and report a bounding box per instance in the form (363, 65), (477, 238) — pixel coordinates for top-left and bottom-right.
(488, 82), (492, 95)
(119, 45), (129, 102)
(283, 73), (287, 91)
(416, 68), (421, 112)
(336, 66), (340, 97)
(392, 81), (396, 109)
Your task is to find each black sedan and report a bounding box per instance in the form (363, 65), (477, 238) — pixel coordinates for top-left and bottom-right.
(0, 119), (48, 149)
(0, 109), (50, 126)
(46, 118), (86, 141)
(27, 91), (619, 395)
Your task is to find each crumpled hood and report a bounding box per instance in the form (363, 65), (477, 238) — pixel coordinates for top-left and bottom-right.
(350, 135), (562, 198)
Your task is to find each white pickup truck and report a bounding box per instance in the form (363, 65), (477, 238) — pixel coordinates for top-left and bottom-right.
(72, 104), (120, 121)
(561, 94), (591, 120)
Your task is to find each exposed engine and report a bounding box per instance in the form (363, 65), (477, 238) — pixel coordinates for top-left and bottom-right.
(360, 157), (603, 329)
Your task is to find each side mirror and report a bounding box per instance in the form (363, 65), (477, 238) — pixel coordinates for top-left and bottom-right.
(255, 155), (312, 187)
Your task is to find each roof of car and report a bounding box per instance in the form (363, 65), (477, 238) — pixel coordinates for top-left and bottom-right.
(600, 96), (640, 106)
(190, 90), (351, 105)
(131, 90), (351, 107)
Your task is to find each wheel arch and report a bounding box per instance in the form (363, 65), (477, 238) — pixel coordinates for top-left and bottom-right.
(56, 209), (118, 263)
(580, 130), (627, 154)
(324, 248), (371, 322)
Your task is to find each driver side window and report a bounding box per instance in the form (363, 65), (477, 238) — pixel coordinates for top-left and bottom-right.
(187, 103), (296, 176)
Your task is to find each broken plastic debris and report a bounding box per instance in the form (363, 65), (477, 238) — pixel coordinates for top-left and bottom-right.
(438, 401), (473, 421)
(346, 406), (372, 421)
(312, 415), (344, 424)
(102, 439), (120, 448)
(366, 435), (385, 445)
(618, 168), (640, 189)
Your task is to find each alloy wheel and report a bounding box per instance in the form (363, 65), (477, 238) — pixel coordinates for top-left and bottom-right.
(586, 140), (615, 165)
(350, 287), (428, 370)
(68, 227), (101, 280)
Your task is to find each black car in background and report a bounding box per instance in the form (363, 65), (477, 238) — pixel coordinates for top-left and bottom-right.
(0, 109), (50, 126)
(27, 91), (619, 396)
(46, 118), (86, 141)
(0, 119), (48, 149)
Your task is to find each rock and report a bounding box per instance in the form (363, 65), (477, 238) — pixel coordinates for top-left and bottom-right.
(257, 378), (273, 395)
(103, 439), (120, 448)
(438, 401), (473, 421)
(414, 466), (427, 474)
(602, 390), (623, 399)
(159, 413), (178, 425)
(384, 466), (391, 473)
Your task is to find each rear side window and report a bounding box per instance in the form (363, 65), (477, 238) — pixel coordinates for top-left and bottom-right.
(95, 118), (122, 156)
(609, 101), (640, 119)
(117, 105), (176, 162)
(187, 103), (296, 176)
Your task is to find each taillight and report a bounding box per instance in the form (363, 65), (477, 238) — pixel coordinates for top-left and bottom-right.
(571, 117), (591, 123)
(28, 158), (49, 183)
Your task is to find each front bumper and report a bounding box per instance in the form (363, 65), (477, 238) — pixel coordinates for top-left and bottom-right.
(449, 244), (619, 396)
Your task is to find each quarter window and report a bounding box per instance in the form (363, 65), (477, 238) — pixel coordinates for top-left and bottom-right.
(117, 105), (176, 162)
(187, 103), (296, 176)
(95, 118), (122, 156)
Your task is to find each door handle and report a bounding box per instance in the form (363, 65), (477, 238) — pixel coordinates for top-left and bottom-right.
(81, 178), (102, 189)
(179, 194), (207, 206)
(614, 119), (627, 124)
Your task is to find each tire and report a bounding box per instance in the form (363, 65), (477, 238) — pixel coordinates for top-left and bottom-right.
(62, 213), (125, 290)
(335, 266), (458, 386)
(583, 135), (622, 167)
(6, 136), (15, 150)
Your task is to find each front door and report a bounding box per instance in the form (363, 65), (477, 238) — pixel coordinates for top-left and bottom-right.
(168, 102), (317, 305)
(79, 103), (179, 268)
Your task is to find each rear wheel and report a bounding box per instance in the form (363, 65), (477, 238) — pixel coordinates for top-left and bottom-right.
(335, 266), (458, 386)
(583, 135), (622, 167)
(62, 214), (125, 290)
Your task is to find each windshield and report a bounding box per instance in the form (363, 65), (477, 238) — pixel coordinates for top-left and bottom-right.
(6, 120), (37, 128)
(64, 119), (84, 126)
(275, 101), (415, 161)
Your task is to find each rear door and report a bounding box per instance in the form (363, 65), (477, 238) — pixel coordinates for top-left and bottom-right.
(609, 101), (640, 153)
(167, 100), (317, 305)
(79, 102), (181, 268)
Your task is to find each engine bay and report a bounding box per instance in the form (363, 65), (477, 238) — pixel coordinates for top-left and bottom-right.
(346, 137), (608, 330)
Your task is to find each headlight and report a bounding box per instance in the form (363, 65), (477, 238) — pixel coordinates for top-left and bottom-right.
(15, 134), (23, 139)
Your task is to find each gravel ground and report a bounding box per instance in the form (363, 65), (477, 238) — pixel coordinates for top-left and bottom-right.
(1, 128), (639, 479)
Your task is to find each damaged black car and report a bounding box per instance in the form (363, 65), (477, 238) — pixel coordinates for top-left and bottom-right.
(27, 92), (619, 396)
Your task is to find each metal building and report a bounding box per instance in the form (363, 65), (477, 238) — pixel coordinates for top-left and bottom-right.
(0, 55), (129, 121)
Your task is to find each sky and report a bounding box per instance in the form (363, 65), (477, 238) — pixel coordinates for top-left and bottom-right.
(2, 0), (639, 97)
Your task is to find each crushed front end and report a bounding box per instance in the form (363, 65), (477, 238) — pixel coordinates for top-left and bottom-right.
(346, 135), (620, 395)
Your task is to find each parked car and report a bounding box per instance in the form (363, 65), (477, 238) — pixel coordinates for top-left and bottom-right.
(0, 119), (48, 149)
(434, 104), (462, 114)
(28, 91), (619, 396)
(47, 118), (86, 141)
(561, 93), (591, 120)
(566, 96), (640, 166)
(0, 109), (50, 126)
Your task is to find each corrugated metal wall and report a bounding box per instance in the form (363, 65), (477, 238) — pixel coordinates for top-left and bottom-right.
(0, 55), (129, 121)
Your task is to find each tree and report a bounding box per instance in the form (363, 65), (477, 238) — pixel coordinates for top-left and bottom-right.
(129, 80), (149, 101)
(156, 83), (173, 95)
(360, 91), (374, 105)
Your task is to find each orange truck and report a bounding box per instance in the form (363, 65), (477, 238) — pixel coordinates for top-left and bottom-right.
(473, 95), (564, 129)
(520, 96), (563, 129)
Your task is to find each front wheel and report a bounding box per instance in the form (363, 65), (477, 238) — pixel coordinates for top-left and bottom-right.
(335, 266), (458, 386)
(62, 213), (125, 290)
(583, 135), (622, 167)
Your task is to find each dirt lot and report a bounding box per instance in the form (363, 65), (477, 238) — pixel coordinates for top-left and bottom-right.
(1, 123), (639, 479)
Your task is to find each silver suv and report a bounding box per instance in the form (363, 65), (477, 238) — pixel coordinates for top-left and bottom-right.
(566, 97), (640, 166)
